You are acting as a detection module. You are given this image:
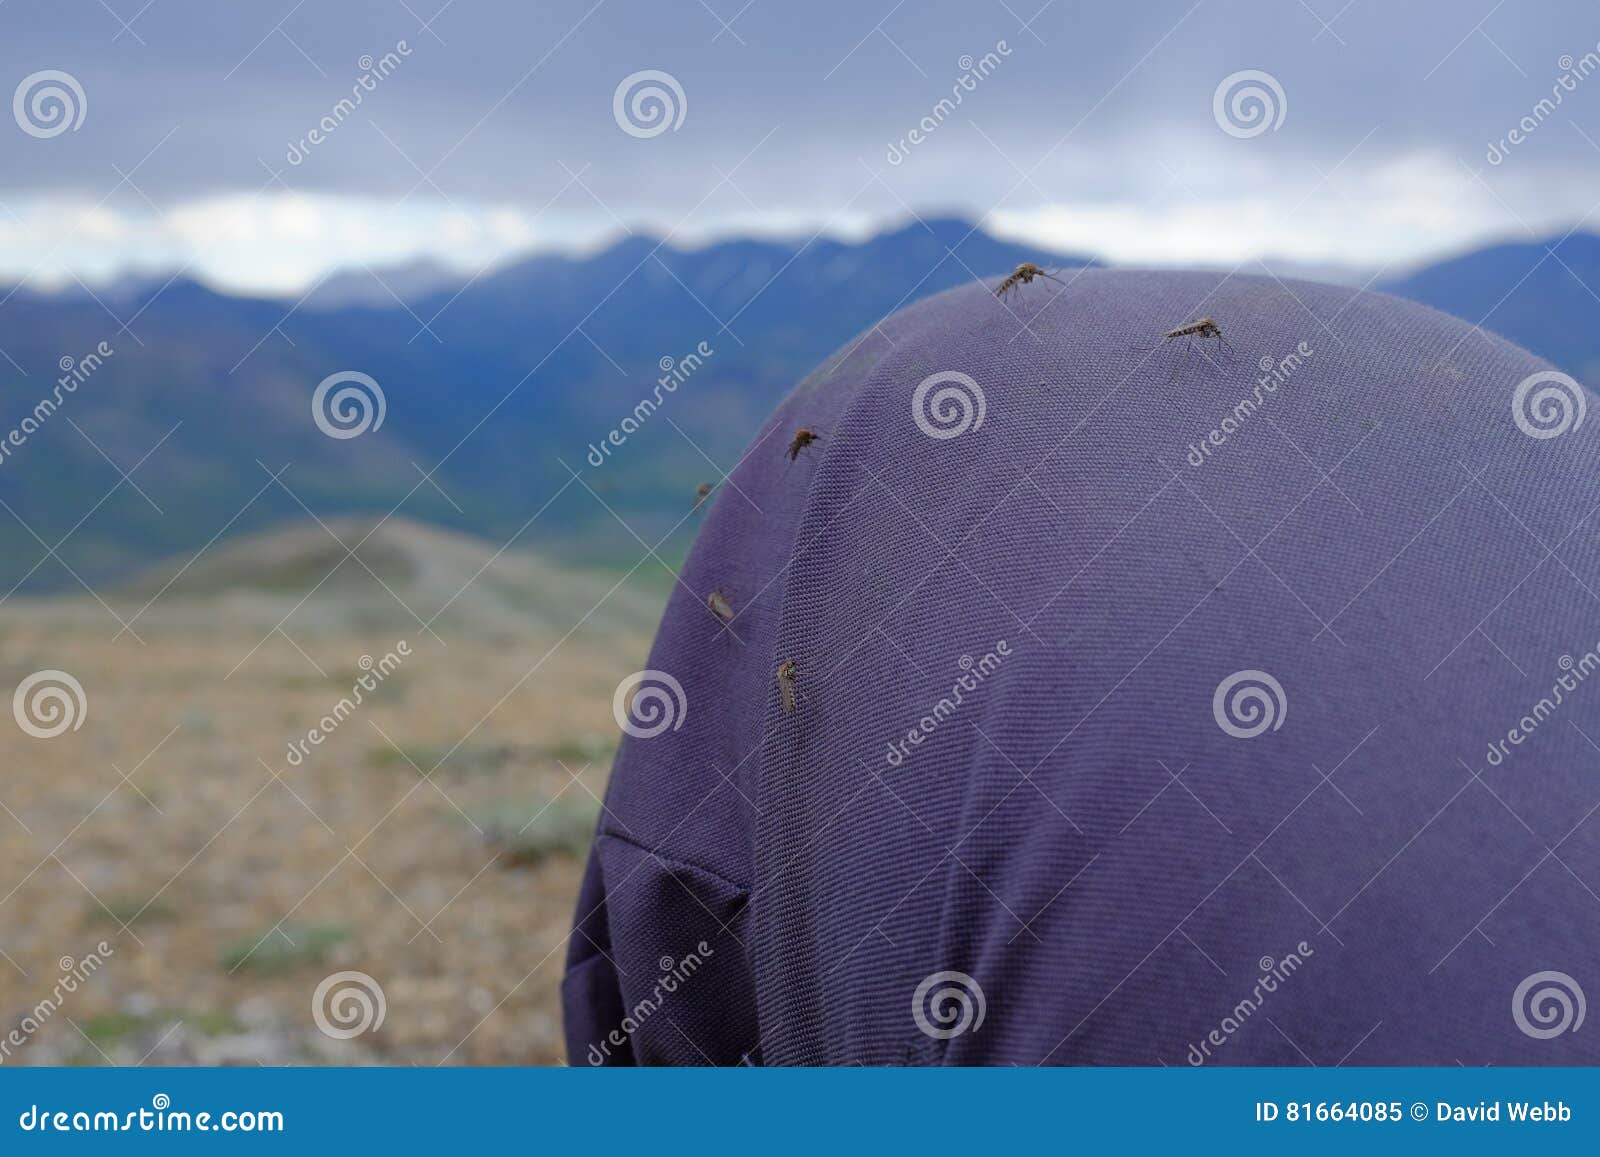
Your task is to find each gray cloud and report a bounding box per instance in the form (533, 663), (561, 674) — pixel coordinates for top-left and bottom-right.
(3, 0), (1598, 286)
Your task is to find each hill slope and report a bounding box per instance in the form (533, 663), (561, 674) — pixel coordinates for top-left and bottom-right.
(1380, 232), (1600, 382)
(101, 516), (666, 639)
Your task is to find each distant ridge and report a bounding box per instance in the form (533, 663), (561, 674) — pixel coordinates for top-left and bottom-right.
(0, 216), (1595, 593)
(298, 259), (467, 312)
(1379, 232), (1600, 384)
(106, 516), (665, 638)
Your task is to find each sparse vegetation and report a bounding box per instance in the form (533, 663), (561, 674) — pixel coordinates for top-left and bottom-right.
(369, 734), (615, 775)
(82, 1007), (239, 1048)
(219, 922), (352, 975)
(541, 734), (615, 767)
(0, 578), (650, 1065)
(468, 796), (601, 866)
(85, 896), (175, 928)
(370, 740), (524, 774)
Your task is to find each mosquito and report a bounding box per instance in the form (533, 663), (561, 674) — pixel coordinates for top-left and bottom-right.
(995, 262), (1065, 299)
(707, 590), (734, 621)
(1139, 317), (1230, 355)
(693, 481), (714, 507)
(786, 427), (821, 461)
(775, 659), (799, 714)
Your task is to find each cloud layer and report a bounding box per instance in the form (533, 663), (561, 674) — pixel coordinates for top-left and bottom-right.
(3, 0), (1598, 292)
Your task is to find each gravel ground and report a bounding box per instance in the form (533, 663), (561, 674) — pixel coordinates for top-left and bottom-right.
(0, 599), (649, 1067)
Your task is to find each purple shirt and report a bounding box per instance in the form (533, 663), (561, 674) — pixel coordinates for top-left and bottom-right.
(565, 270), (1600, 1065)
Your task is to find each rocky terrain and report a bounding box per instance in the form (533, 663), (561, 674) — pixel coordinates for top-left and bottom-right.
(0, 518), (664, 1066)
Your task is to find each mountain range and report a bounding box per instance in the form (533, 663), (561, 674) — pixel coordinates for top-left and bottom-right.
(0, 217), (1594, 594)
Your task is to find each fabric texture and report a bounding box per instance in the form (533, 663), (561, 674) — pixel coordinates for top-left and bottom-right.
(564, 269), (1600, 1066)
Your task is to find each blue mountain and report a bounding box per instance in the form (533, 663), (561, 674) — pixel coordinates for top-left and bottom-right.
(0, 217), (1592, 591)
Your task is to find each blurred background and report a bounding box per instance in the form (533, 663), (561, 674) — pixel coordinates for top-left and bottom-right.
(0, 0), (1596, 1065)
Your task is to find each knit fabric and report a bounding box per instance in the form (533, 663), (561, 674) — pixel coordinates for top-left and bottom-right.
(564, 269), (1600, 1066)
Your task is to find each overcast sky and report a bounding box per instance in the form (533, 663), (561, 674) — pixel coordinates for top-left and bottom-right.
(2, 0), (1598, 293)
